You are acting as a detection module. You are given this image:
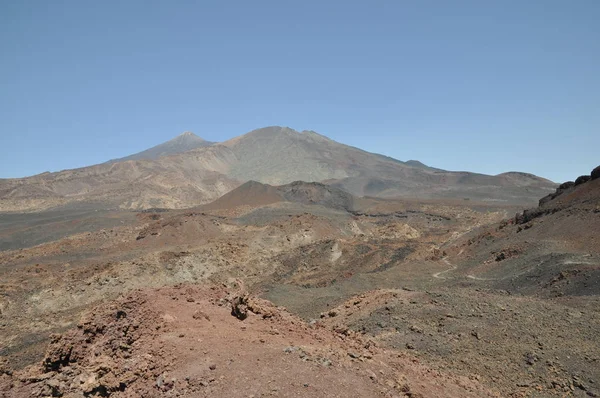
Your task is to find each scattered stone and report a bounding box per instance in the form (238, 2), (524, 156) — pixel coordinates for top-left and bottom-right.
(231, 294), (249, 321)
(193, 310), (210, 321)
(525, 352), (539, 366)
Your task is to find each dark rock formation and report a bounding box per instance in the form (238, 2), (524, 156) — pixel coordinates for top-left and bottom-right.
(575, 175), (591, 186)
(538, 181), (575, 207)
(558, 181), (575, 190)
(592, 166), (600, 181)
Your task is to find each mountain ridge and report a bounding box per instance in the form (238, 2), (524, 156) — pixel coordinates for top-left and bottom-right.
(0, 126), (557, 212)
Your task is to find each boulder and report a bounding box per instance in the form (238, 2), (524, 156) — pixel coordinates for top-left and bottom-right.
(574, 175), (591, 186)
(231, 294), (249, 320)
(592, 166), (600, 180)
(558, 181), (575, 190)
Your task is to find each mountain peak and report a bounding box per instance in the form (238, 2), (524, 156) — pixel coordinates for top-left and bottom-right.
(235, 126), (336, 143)
(406, 160), (428, 168)
(172, 131), (205, 141)
(106, 131), (212, 164)
(248, 126), (298, 136)
(177, 131), (201, 139)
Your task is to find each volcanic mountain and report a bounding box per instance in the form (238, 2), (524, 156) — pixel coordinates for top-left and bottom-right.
(0, 126), (556, 212)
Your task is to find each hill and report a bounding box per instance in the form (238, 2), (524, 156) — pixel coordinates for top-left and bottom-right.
(203, 180), (355, 213)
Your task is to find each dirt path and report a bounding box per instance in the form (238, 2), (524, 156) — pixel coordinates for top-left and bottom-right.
(432, 257), (457, 279)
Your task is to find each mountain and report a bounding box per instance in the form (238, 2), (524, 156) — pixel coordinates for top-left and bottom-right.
(0, 126), (557, 212)
(106, 132), (212, 163)
(220, 127), (555, 202)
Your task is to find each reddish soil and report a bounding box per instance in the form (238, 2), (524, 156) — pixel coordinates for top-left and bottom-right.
(1, 285), (495, 398)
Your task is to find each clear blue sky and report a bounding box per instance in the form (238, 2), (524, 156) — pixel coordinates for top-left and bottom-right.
(1, 1), (598, 182)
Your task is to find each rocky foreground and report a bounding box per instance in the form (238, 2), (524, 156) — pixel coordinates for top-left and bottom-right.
(0, 284), (493, 398)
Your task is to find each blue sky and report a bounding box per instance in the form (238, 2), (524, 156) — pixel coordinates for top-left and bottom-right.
(1, 0), (598, 182)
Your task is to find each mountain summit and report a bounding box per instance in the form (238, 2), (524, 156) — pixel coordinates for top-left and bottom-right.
(107, 131), (213, 163)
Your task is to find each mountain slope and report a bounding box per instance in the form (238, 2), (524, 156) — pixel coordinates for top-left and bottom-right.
(106, 132), (213, 163)
(220, 127), (555, 203)
(0, 153), (239, 212)
(443, 166), (600, 296)
(0, 126), (556, 212)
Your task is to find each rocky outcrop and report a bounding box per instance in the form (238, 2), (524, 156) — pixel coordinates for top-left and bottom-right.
(528, 168), (599, 220)
(5, 295), (168, 397)
(575, 175), (591, 186)
(538, 181), (575, 207)
(558, 181), (575, 190)
(592, 165), (600, 181)
(516, 207), (554, 224)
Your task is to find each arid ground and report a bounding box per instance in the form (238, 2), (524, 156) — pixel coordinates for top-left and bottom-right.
(1, 177), (599, 397)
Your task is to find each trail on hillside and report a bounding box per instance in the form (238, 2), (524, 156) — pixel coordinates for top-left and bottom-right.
(432, 258), (456, 279)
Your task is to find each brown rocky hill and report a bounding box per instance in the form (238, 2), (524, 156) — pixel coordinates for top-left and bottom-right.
(203, 180), (356, 213)
(0, 156), (239, 212)
(0, 126), (556, 212)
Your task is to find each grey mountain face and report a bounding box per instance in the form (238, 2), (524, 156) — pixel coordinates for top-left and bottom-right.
(221, 126), (418, 184)
(219, 127), (556, 204)
(106, 132), (213, 163)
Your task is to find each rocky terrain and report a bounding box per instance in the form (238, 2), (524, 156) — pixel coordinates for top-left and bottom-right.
(0, 285), (495, 398)
(0, 140), (596, 397)
(314, 167), (600, 397)
(0, 127), (556, 212)
(1, 180), (522, 396)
